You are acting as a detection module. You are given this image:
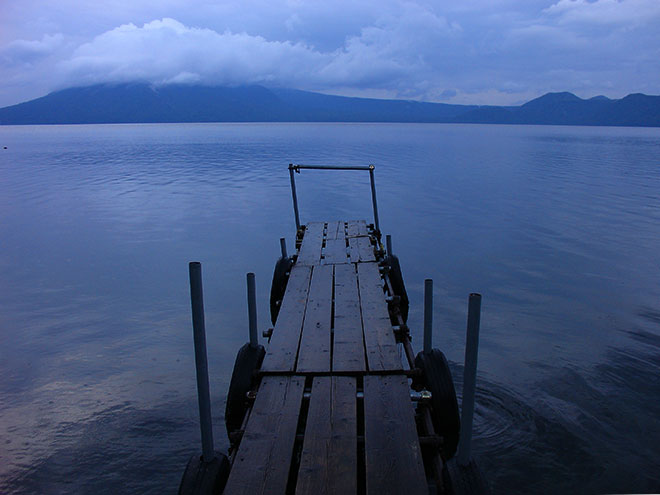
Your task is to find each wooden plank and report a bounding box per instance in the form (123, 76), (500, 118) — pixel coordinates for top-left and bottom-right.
(261, 264), (312, 372)
(346, 220), (368, 236)
(332, 263), (366, 372)
(323, 221), (348, 264)
(363, 375), (427, 495)
(297, 222), (325, 266)
(324, 239), (348, 264)
(296, 377), (357, 495)
(357, 262), (401, 371)
(224, 376), (305, 495)
(296, 264), (334, 373)
(325, 221), (342, 240)
(348, 236), (360, 263)
(356, 237), (375, 262)
(347, 220), (375, 263)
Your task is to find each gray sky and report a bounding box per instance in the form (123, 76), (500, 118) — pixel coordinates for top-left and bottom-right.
(1, 0), (659, 107)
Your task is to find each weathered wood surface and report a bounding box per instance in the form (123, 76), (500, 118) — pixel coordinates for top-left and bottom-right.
(363, 375), (427, 495)
(347, 220), (375, 262)
(296, 264), (334, 373)
(264, 224), (399, 373)
(323, 221), (348, 265)
(224, 376), (305, 495)
(231, 220), (429, 493)
(357, 262), (401, 371)
(261, 264), (312, 373)
(346, 219), (368, 237)
(296, 376), (357, 495)
(297, 222), (325, 266)
(326, 221), (343, 240)
(332, 263), (366, 372)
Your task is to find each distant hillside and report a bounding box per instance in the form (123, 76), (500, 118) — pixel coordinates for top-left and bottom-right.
(456, 92), (660, 126)
(0, 84), (476, 125)
(0, 84), (658, 126)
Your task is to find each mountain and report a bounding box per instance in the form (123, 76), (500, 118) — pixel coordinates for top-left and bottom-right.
(455, 92), (660, 126)
(0, 84), (286, 124)
(0, 84), (658, 126)
(0, 83), (477, 125)
(269, 88), (477, 122)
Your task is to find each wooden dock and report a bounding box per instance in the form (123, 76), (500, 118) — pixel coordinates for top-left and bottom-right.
(223, 220), (430, 495)
(178, 164), (488, 495)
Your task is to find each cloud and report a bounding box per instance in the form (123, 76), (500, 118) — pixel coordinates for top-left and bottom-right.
(57, 10), (456, 93)
(0, 0), (659, 107)
(543, 0), (660, 26)
(2, 33), (64, 66)
(59, 18), (328, 88)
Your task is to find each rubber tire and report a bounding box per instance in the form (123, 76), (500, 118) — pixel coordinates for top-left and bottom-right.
(270, 256), (293, 325)
(387, 254), (409, 322)
(178, 452), (230, 495)
(444, 458), (491, 495)
(225, 343), (265, 437)
(415, 349), (460, 460)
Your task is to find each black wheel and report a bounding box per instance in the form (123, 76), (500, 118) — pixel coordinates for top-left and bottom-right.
(387, 254), (409, 322)
(178, 452), (231, 495)
(270, 256), (293, 325)
(415, 349), (460, 459)
(225, 343), (265, 437)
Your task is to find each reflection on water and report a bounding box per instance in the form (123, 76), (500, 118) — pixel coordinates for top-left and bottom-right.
(1, 123), (659, 494)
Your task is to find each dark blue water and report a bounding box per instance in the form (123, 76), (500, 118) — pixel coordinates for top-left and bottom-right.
(1, 123), (659, 494)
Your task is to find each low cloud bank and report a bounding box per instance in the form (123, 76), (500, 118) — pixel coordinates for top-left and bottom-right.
(1, 0), (659, 106)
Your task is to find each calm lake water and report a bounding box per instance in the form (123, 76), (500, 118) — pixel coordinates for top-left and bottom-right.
(1, 123), (659, 494)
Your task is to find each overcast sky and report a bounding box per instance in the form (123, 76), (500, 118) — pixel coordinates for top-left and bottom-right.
(1, 0), (659, 107)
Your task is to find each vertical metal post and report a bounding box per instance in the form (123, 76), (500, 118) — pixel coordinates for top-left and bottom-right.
(280, 237), (288, 259)
(457, 293), (482, 466)
(368, 165), (380, 233)
(247, 272), (258, 348)
(423, 279), (433, 353)
(289, 164), (301, 230)
(188, 262), (215, 463)
(386, 234), (393, 258)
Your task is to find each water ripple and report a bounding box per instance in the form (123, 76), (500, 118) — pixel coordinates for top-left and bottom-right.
(1, 123), (660, 494)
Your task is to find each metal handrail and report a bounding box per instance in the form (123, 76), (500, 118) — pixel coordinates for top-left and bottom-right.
(288, 163), (380, 233)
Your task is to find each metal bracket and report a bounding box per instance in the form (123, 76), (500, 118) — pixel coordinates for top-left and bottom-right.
(288, 163), (380, 233)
